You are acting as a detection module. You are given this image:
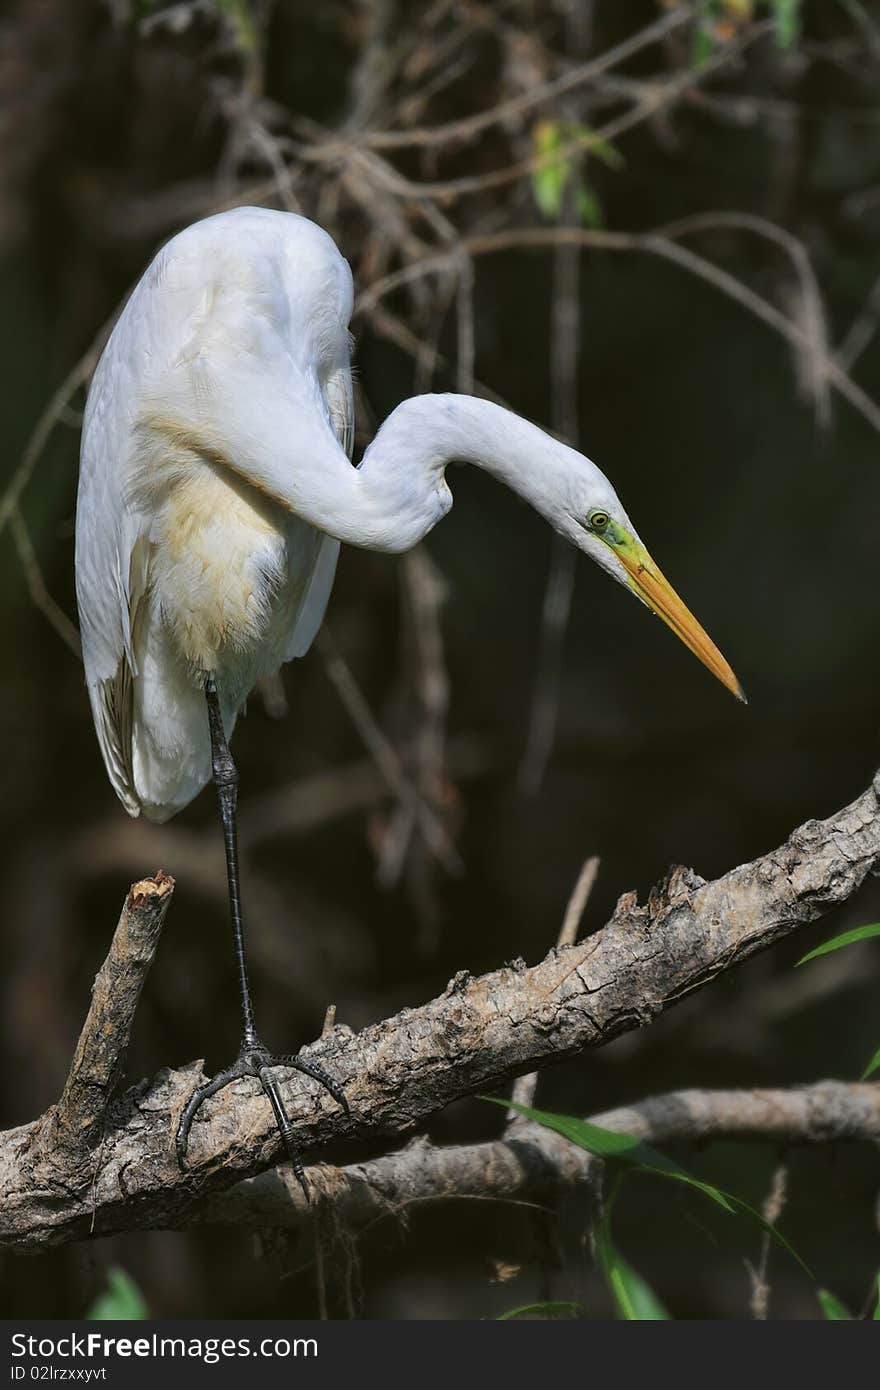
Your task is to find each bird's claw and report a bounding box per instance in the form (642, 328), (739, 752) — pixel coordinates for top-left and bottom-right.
(175, 1039), (348, 1200)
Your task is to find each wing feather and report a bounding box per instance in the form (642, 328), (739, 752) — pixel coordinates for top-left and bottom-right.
(82, 529), (150, 817)
(282, 356), (353, 661)
(77, 363), (151, 817)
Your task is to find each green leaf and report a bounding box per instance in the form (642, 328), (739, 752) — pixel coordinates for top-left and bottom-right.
(694, 1), (801, 62)
(691, 1), (721, 68)
(691, 24), (715, 69)
(608, 1252), (670, 1320)
(532, 163), (567, 220)
(769, 0), (802, 46)
(818, 1288), (852, 1320)
(873, 1273), (880, 1320)
(495, 1097), (677, 1162)
(216, 0), (256, 52)
(497, 1301), (580, 1321)
(531, 120), (621, 222)
(87, 1267), (149, 1321)
(497, 1098), (738, 1216)
(719, 1192), (809, 1272)
(576, 181), (604, 230)
(861, 1047), (880, 1080)
(796, 922), (880, 966)
(568, 124), (623, 171)
(487, 1098), (809, 1273)
(596, 1212), (670, 1320)
(531, 121), (568, 220)
(494, 1098), (735, 1208)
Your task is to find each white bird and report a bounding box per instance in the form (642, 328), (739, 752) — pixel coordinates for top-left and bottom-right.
(76, 205), (743, 1188)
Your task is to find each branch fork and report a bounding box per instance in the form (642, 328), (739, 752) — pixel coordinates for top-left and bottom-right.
(2, 772), (879, 1250)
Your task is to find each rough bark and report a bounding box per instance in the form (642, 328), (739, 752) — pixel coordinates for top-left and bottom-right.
(1, 772), (878, 1251)
(44, 872), (175, 1156)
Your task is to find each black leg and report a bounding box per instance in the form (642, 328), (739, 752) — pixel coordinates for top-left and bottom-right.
(204, 674), (256, 1045)
(174, 675), (349, 1199)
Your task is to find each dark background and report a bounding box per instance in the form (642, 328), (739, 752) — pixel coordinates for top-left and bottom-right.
(1, 0), (879, 1318)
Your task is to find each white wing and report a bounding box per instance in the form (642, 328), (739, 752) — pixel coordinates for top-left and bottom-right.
(76, 208), (356, 817)
(283, 355), (353, 660)
(76, 346), (151, 817)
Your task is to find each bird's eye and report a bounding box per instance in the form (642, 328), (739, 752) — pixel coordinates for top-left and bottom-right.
(589, 510), (610, 533)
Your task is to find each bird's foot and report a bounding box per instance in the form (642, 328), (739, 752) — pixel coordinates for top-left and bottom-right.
(175, 1038), (349, 1199)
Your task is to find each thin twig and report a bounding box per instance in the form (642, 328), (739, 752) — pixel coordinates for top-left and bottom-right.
(747, 1161), (788, 1320)
(559, 855), (601, 950)
(357, 225), (880, 441)
(836, 269), (880, 372)
(318, 630), (463, 876)
(0, 341), (105, 540)
(333, 24), (770, 203)
(362, 5), (695, 150)
(507, 853), (600, 1119)
(9, 508), (82, 660)
(376, 546), (456, 899)
(658, 211), (832, 428)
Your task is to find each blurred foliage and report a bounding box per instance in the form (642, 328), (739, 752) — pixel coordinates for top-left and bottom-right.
(693, 0), (803, 65)
(496, 1300), (581, 1320)
(86, 1267), (150, 1321)
(817, 1274), (880, 1320)
(862, 1048), (880, 1081)
(596, 1210), (671, 1320)
(496, 1097), (807, 1313)
(817, 1287), (853, 1319)
(530, 120), (621, 225)
(797, 922), (880, 1076)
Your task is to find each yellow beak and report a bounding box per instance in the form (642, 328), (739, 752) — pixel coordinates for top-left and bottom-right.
(617, 544), (746, 703)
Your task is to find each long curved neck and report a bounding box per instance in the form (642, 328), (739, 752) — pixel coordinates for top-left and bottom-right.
(210, 390), (578, 552)
(343, 393), (579, 553)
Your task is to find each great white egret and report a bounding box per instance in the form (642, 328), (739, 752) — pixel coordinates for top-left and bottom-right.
(76, 205), (743, 1190)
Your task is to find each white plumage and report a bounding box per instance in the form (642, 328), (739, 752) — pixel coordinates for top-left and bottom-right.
(77, 208), (352, 820)
(77, 205), (741, 827)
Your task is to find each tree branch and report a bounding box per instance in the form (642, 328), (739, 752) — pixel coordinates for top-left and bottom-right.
(42, 873), (175, 1159)
(2, 773), (878, 1251)
(199, 1080), (880, 1233)
(362, 5), (693, 150)
(355, 225), (880, 441)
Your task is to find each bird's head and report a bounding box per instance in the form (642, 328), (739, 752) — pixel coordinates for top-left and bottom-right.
(363, 394), (744, 703)
(559, 474), (745, 703)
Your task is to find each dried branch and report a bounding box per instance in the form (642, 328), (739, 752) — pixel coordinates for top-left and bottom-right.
(508, 852), (599, 1119)
(38, 874), (175, 1161)
(657, 211), (832, 428)
(356, 225), (880, 441)
(1, 769), (878, 1251)
(747, 1161), (788, 1320)
(317, 630), (463, 876)
(66, 737), (489, 896)
(0, 340), (104, 540)
(202, 1081), (880, 1235)
(339, 24), (770, 204)
(9, 507), (82, 659)
(558, 854), (600, 950)
(837, 269), (880, 372)
(362, 5), (694, 150)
